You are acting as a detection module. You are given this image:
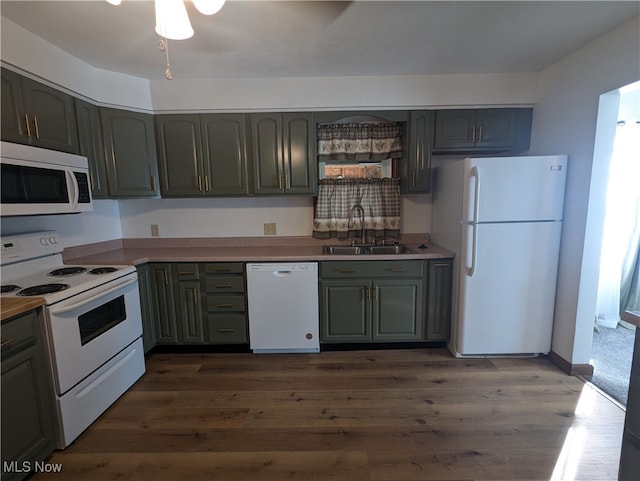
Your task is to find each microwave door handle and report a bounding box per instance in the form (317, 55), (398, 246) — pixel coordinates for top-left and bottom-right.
(66, 168), (79, 208)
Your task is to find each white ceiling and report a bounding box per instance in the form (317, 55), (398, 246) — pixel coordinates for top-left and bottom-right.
(1, 1), (639, 81)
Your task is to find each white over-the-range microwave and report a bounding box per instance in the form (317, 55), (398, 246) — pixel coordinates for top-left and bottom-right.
(1, 141), (93, 216)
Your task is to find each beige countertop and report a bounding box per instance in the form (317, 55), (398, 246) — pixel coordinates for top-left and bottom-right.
(1, 298), (45, 321)
(63, 235), (454, 266)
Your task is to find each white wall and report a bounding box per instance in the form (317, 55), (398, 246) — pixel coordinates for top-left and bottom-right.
(0, 200), (122, 249)
(529, 16), (640, 365)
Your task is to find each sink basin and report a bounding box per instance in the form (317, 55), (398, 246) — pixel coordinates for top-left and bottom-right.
(323, 245), (364, 255)
(366, 245), (412, 254)
(322, 244), (412, 255)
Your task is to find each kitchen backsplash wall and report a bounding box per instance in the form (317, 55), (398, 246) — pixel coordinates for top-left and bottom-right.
(0, 195), (430, 246)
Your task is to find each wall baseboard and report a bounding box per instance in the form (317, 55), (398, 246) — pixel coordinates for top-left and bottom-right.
(547, 350), (594, 376)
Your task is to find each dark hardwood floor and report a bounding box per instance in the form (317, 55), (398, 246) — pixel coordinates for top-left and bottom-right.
(33, 348), (625, 480)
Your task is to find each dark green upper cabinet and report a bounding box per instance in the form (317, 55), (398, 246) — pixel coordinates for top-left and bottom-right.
(1, 68), (79, 154)
(404, 110), (433, 193)
(75, 99), (109, 198)
(156, 114), (203, 197)
(100, 107), (159, 198)
(201, 114), (249, 196)
(155, 113), (248, 197)
(250, 112), (316, 195)
(433, 108), (532, 154)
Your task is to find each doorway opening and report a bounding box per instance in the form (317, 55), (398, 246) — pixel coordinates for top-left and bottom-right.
(589, 82), (640, 406)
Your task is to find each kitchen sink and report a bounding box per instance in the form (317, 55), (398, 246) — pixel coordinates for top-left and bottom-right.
(323, 244), (412, 255)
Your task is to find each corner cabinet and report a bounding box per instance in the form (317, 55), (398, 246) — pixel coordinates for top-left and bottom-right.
(155, 113), (249, 197)
(100, 107), (160, 197)
(250, 112), (316, 195)
(1, 68), (79, 154)
(320, 261), (425, 343)
(433, 108), (532, 154)
(1, 309), (56, 481)
(75, 99), (109, 198)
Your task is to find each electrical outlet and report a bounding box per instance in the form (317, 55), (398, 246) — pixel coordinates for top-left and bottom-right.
(150, 224), (160, 237)
(263, 223), (277, 235)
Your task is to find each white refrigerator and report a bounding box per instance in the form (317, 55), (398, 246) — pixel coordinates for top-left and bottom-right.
(431, 155), (567, 357)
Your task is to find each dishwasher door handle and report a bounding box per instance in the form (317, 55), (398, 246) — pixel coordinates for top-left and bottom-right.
(273, 270), (292, 277)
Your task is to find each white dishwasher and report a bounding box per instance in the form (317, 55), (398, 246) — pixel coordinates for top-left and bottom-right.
(246, 262), (319, 353)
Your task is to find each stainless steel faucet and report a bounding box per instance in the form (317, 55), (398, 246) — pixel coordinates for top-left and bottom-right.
(348, 204), (367, 246)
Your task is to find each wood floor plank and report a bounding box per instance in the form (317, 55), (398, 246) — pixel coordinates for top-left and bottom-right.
(29, 349), (625, 481)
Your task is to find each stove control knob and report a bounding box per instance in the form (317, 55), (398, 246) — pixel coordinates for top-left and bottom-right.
(40, 237), (49, 246)
(49, 235), (58, 245)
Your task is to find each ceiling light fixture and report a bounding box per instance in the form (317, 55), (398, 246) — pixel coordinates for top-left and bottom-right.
(106, 0), (225, 79)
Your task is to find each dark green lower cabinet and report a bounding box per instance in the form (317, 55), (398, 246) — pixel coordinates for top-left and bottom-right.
(320, 259), (451, 344)
(425, 259), (453, 341)
(139, 262), (248, 346)
(1, 309), (55, 481)
(136, 264), (157, 352)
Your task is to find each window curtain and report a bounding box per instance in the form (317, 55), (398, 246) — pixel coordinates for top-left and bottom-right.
(312, 178), (400, 240)
(317, 122), (403, 162)
(595, 119), (640, 327)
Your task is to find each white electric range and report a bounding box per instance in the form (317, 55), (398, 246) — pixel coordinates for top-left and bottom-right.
(1, 231), (145, 449)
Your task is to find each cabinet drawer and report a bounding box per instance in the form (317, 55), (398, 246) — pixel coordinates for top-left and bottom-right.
(175, 263), (200, 280)
(205, 276), (245, 293)
(203, 263), (244, 275)
(1, 310), (39, 359)
(206, 294), (246, 312)
(320, 260), (424, 278)
(207, 314), (247, 343)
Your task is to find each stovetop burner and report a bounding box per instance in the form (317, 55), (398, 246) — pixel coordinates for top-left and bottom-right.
(1, 285), (21, 294)
(89, 267), (118, 275)
(18, 283), (70, 296)
(48, 267), (88, 276)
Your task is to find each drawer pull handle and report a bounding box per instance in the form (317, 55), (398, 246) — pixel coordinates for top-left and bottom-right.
(215, 284), (233, 288)
(389, 268), (408, 272)
(337, 269), (357, 273)
(179, 271), (195, 276)
(215, 303), (234, 308)
(218, 328), (235, 333)
(213, 268), (232, 272)
(1, 338), (15, 349)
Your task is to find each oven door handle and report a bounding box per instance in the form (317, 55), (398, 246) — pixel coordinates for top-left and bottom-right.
(49, 276), (137, 315)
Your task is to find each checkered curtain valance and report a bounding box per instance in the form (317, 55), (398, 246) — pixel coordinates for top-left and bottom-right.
(312, 178), (400, 240)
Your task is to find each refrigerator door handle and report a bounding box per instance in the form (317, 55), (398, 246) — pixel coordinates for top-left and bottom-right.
(470, 166), (480, 224)
(463, 222), (478, 277)
(465, 166), (480, 277)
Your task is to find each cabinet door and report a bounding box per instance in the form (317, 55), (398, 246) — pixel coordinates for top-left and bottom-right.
(433, 110), (475, 151)
(320, 279), (369, 342)
(282, 112), (316, 194)
(1, 68), (27, 144)
(75, 99), (109, 198)
(175, 280), (204, 344)
(1, 310), (55, 479)
(407, 110), (433, 193)
(373, 279), (423, 341)
(251, 113), (283, 194)
(101, 107), (159, 197)
(474, 109), (517, 149)
(136, 264), (157, 353)
(149, 264), (178, 344)
(155, 114), (203, 197)
(425, 259), (453, 341)
(201, 113), (249, 195)
(20, 77), (79, 153)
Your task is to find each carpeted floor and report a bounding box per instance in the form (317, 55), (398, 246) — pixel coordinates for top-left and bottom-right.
(589, 322), (636, 406)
